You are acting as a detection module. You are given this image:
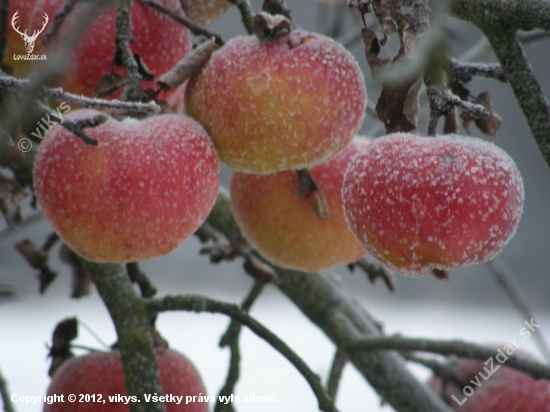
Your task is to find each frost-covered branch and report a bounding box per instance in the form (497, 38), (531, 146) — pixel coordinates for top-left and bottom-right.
(353, 335), (550, 380)
(147, 294), (339, 412)
(203, 189), (452, 412)
(84, 262), (164, 412)
(0, 74), (160, 114)
(450, 0), (550, 168)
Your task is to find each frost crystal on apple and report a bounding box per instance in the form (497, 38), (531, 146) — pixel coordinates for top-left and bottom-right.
(342, 133), (524, 277)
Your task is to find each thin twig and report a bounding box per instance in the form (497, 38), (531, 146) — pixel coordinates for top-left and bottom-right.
(137, 0), (224, 46)
(0, 211), (44, 246)
(353, 335), (550, 380)
(402, 353), (465, 388)
(0, 366), (15, 412)
(148, 294), (339, 412)
(215, 282), (264, 412)
(447, 58), (507, 83)
(486, 258), (550, 362)
(115, 0), (142, 102)
(326, 349), (348, 400)
(126, 262), (158, 298)
(0, 75), (160, 114)
(42, 0), (78, 45)
(227, 0), (254, 34)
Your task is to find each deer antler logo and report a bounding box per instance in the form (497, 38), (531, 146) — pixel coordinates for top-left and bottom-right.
(11, 11), (49, 54)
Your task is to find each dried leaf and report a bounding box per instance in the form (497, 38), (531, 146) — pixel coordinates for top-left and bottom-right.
(48, 318), (78, 377)
(351, 257), (396, 292)
(93, 74), (126, 98)
(179, 0), (230, 26)
(60, 244), (92, 299)
(243, 254), (279, 284)
(157, 39), (215, 91)
(473, 92), (501, 137)
(0, 174), (26, 227)
(15, 239), (48, 269)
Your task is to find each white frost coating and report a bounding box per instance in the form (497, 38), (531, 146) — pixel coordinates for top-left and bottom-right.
(186, 30), (367, 174)
(33, 109), (220, 263)
(341, 133), (524, 277)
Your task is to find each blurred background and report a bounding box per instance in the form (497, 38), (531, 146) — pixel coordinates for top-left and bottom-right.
(2, 0), (550, 411)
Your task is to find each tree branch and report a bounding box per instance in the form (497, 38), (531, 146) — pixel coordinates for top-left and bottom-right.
(203, 189), (452, 412)
(0, 75), (160, 114)
(486, 258), (550, 362)
(326, 349), (348, 400)
(215, 282), (264, 412)
(84, 262), (164, 412)
(450, 0), (550, 168)
(137, 0), (224, 46)
(116, 0), (143, 102)
(147, 294), (339, 412)
(353, 335), (550, 380)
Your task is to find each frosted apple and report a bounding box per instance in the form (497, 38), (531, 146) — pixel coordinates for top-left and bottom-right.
(185, 29), (366, 174)
(230, 137), (369, 272)
(6, 0), (192, 98)
(428, 357), (550, 411)
(33, 109), (219, 263)
(342, 133), (524, 276)
(44, 349), (207, 412)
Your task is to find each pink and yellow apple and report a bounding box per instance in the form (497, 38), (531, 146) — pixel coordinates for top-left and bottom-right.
(33, 109), (219, 263)
(185, 29), (366, 174)
(44, 348), (208, 412)
(342, 133), (524, 276)
(230, 137), (370, 272)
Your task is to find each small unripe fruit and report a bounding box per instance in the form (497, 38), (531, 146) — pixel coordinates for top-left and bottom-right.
(33, 109), (219, 263)
(185, 30), (366, 174)
(230, 137), (369, 272)
(342, 133), (524, 276)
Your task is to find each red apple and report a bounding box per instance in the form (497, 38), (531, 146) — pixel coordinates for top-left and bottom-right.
(33, 109), (219, 263)
(185, 29), (366, 174)
(6, 0), (192, 99)
(44, 348), (208, 412)
(342, 133), (524, 276)
(428, 357), (550, 411)
(230, 137), (369, 272)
